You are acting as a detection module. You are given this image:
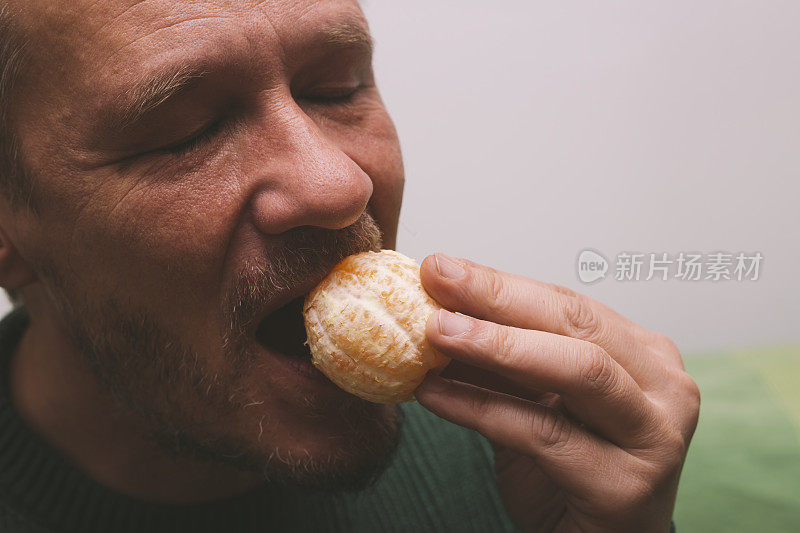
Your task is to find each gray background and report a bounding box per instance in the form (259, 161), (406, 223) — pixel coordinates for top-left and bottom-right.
(2, 1), (797, 355)
(362, 0), (799, 354)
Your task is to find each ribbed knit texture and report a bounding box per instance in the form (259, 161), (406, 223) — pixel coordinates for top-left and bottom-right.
(0, 308), (517, 533)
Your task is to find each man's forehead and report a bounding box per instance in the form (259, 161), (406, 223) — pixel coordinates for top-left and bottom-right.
(18, 0), (365, 33)
(15, 0), (368, 88)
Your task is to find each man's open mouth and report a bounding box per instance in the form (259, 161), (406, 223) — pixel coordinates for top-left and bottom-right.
(242, 266), (343, 387)
(248, 266), (330, 362)
(254, 296), (312, 361)
(252, 292), (341, 388)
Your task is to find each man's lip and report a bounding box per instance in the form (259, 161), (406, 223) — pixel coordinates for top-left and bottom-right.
(257, 341), (339, 387)
(248, 268), (331, 338)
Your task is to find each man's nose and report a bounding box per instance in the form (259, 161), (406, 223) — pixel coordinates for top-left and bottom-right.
(248, 104), (373, 235)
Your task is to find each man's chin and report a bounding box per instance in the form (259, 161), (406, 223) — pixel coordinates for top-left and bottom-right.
(258, 413), (404, 494)
(152, 401), (405, 494)
(262, 402), (404, 493)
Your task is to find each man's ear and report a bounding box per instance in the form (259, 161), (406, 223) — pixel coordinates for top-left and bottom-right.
(0, 225), (37, 290)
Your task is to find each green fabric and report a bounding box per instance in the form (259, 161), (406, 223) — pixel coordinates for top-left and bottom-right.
(0, 308), (516, 533)
(675, 345), (800, 532)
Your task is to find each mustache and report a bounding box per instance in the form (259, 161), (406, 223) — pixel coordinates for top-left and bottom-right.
(223, 211), (383, 345)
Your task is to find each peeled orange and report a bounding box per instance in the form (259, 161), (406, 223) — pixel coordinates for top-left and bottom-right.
(303, 249), (449, 404)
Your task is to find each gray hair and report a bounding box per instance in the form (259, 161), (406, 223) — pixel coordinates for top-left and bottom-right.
(0, 3), (33, 212)
(0, 3), (29, 305)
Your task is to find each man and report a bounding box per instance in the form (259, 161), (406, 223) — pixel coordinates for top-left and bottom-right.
(0, 1), (699, 531)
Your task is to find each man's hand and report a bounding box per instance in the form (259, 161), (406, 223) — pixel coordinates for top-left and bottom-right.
(415, 254), (700, 533)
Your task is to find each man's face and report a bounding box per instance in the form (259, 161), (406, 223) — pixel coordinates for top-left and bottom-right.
(6, 0), (405, 488)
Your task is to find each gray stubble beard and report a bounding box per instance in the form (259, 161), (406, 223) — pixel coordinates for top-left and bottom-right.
(34, 211), (404, 492)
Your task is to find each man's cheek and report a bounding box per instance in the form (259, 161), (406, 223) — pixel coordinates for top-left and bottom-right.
(39, 195), (233, 349)
(90, 185), (236, 277)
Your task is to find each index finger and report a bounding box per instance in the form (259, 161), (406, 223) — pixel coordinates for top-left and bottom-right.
(420, 254), (669, 388)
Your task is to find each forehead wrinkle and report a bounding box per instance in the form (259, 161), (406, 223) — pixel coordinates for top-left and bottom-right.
(82, 0), (151, 43)
(98, 14), (233, 73)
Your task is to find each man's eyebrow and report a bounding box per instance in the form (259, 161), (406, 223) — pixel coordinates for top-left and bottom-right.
(114, 65), (208, 132)
(323, 19), (374, 55)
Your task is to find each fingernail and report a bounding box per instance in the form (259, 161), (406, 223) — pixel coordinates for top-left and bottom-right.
(438, 309), (472, 337)
(435, 253), (465, 279)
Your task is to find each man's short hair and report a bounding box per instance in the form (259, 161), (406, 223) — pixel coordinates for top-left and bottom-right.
(0, 3), (29, 305)
(0, 4), (31, 210)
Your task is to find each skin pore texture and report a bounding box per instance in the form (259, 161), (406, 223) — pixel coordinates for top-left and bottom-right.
(2, 0), (407, 503)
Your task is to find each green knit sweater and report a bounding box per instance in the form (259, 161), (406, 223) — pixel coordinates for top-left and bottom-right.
(0, 308), (517, 533)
